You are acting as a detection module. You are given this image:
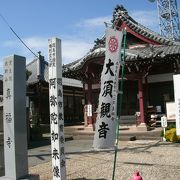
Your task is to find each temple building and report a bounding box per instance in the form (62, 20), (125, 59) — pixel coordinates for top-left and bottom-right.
(26, 54), (84, 126)
(63, 5), (180, 130)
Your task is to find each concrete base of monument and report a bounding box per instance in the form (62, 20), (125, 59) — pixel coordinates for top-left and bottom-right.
(0, 133), (4, 177)
(0, 168), (4, 177)
(136, 123), (148, 131)
(0, 174), (39, 180)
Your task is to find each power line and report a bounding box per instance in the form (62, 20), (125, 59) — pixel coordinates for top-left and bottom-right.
(0, 12), (39, 58)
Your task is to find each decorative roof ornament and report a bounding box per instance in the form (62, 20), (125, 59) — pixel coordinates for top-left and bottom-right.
(111, 4), (180, 46)
(62, 4), (180, 77)
(91, 37), (105, 51)
(112, 5), (132, 26)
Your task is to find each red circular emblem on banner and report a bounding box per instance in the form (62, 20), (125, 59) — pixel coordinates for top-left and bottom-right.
(108, 36), (118, 53)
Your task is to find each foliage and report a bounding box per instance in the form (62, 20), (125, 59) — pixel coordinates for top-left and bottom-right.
(165, 128), (180, 143)
(160, 130), (164, 137)
(31, 115), (40, 127)
(160, 123), (176, 137)
(165, 124), (176, 131)
(30, 115), (42, 140)
(30, 126), (42, 140)
(26, 69), (32, 80)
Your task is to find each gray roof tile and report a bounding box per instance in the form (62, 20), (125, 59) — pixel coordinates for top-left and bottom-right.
(63, 44), (180, 76)
(26, 57), (49, 84)
(63, 5), (180, 76)
(112, 5), (180, 46)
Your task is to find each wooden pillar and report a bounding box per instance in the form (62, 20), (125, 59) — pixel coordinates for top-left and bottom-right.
(87, 82), (92, 104)
(83, 84), (88, 127)
(144, 76), (149, 107)
(38, 83), (42, 126)
(138, 78), (145, 123)
(137, 78), (147, 131)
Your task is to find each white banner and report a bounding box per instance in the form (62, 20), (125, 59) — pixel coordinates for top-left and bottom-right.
(48, 38), (66, 180)
(93, 27), (123, 149)
(173, 75), (180, 135)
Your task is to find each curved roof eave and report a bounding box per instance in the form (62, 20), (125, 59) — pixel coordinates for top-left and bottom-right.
(112, 5), (180, 46)
(63, 47), (106, 73)
(63, 44), (180, 75)
(63, 4), (180, 75)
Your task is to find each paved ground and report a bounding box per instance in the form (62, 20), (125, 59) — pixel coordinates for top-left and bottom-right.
(28, 139), (93, 167)
(1, 127), (179, 179)
(29, 139), (180, 180)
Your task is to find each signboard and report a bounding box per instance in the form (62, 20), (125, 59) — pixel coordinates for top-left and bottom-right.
(87, 104), (92, 117)
(93, 27), (123, 149)
(48, 38), (66, 180)
(173, 75), (180, 135)
(166, 102), (176, 120)
(161, 116), (167, 128)
(156, 105), (161, 113)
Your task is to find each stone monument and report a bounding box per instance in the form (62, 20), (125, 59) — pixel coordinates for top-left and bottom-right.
(0, 55), (39, 180)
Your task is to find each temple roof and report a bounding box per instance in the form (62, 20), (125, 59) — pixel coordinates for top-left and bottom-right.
(26, 56), (83, 87)
(63, 5), (180, 78)
(112, 5), (179, 46)
(63, 45), (180, 74)
(26, 43), (180, 83)
(27, 5), (180, 81)
(26, 56), (49, 85)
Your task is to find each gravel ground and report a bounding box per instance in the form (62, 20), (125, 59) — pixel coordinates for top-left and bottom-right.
(29, 140), (180, 180)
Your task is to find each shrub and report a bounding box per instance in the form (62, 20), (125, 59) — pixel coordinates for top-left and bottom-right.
(165, 128), (180, 142)
(160, 123), (176, 137)
(160, 130), (164, 137)
(166, 124), (176, 130)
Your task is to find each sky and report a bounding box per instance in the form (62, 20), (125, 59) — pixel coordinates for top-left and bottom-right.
(0, 0), (176, 74)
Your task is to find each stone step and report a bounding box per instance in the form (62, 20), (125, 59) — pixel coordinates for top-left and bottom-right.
(70, 135), (136, 141)
(64, 128), (162, 141)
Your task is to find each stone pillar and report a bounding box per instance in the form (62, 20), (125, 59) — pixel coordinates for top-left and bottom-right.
(0, 98), (4, 176)
(0, 132), (4, 177)
(137, 78), (147, 131)
(48, 38), (67, 180)
(0, 107), (3, 132)
(0, 55), (39, 180)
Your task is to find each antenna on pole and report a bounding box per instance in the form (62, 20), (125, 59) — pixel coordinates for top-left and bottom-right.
(148, 0), (180, 41)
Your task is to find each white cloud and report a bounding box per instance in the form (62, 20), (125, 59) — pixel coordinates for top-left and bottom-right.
(24, 37), (93, 64)
(76, 16), (112, 28)
(76, 11), (159, 34)
(24, 37), (47, 49)
(2, 37), (48, 64)
(2, 36), (47, 49)
(3, 41), (16, 47)
(130, 10), (159, 32)
(62, 40), (92, 64)
(1, 11), (160, 69)
(1, 16), (112, 66)
(76, 12), (158, 32)
(2, 36), (93, 65)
